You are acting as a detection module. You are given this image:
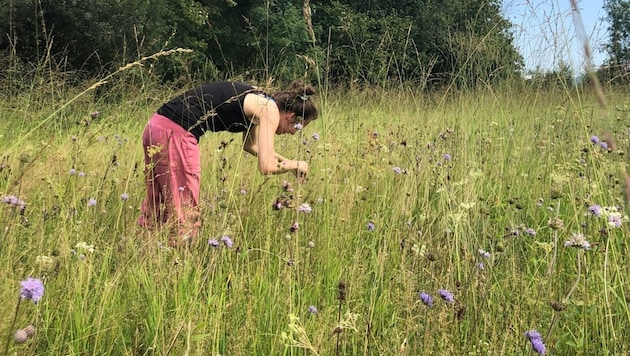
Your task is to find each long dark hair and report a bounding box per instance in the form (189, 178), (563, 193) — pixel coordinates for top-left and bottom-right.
(272, 82), (319, 122)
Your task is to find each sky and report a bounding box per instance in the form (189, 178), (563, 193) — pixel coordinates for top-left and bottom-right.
(502, 0), (608, 73)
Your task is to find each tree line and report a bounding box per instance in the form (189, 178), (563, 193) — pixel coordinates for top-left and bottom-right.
(0, 0), (628, 87)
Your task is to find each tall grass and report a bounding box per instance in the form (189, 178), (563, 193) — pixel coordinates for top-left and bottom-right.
(1, 66), (630, 354)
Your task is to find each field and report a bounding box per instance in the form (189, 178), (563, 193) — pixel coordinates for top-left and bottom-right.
(1, 76), (630, 355)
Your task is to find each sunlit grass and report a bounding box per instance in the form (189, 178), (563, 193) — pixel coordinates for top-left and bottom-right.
(1, 79), (630, 355)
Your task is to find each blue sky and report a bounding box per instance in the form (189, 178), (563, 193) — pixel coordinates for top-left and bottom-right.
(502, 0), (608, 73)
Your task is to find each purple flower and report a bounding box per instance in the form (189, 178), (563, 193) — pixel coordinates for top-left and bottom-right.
(443, 153), (452, 161)
(294, 123), (303, 130)
(291, 222), (299, 232)
(478, 249), (491, 259)
(476, 262), (485, 270)
(367, 221), (375, 232)
(588, 204), (602, 217)
(178, 186), (185, 192)
(608, 215), (622, 228)
(590, 135), (600, 144)
(1, 195), (26, 210)
(418, 291), (434, 308)
(87, 198), (97, 207)
(393, 166), (403, 174)
(120, 193), (129, 201)
(312, 133), (320, 141)
(564, 233), (590, 250)
(208, 239), (220, 247)
(600, 141), (609, 150)
(525, 330), (546, 354)
(307, 305), (318, 314)
(220, 235), (233, 248)
(69, 168), (77, 175)
(298, 203), (312, 213)
(438, 289), (455, 303)
(20, 278), (45, 303)
(524, 228), (537, 236)
(78, 171), (86, 177)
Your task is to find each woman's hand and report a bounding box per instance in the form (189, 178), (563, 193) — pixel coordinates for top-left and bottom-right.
(295, 160), (309, 183)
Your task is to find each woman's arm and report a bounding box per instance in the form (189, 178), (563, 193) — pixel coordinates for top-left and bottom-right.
(242, 94), (308, 178)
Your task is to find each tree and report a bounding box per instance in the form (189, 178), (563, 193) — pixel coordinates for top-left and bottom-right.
(603, 0), (630, 82)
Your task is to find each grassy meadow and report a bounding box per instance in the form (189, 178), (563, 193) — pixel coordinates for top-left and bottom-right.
(1, 76), (630, 355)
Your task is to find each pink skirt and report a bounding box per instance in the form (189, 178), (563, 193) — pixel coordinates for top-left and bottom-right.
(137, 113), (201, 243)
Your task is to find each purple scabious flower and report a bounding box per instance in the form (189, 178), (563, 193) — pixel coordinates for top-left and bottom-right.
(87, 198), (97, 207)
(418, 291), (434, 308)
(220, 235), (233, 248)
(443, 153), (452, 161)
(208, 239), (220, 247)
(367, 221), (375, 232)
(20, 277), (45, 303)
(524, 228), (537, 236)
(478, 249), (491, 259)
(312, 133), (320, 141)
(438, 289), (455, 303)
(120, 193), (129, 201)
(608, 215), (622, 228)
(588, 205), (602, 217)
(393, 166), (403, 174)
(298, 203), (312, 213)
(564, 233), (590, 250)
(307, 305), (318, 314)
(525, 330), (546, 354)
(600, 141), (608, 150)
(475, 262), (485, 270)
(590, 135), (600, 144)
(290, 222), (300, 232)
(294, 123), (303, 130)
(69, 168), (77, 175)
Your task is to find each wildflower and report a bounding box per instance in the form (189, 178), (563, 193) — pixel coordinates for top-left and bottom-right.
(120, 193), (129, 201)
(307, 305), (318, 314)
(75, 242), (95, 253)
(20, 277), (45, 303)
(208, 239), (220, 247)
(590, 135), (600, 144)
(220, 235), (233, 248)
(312, 132), (320, 140)
(78, 171), (86, 177)
(87, 198), (97, 207)
(367, 221), (375, 231)
(307, 241), (315, 248)
(418, 291), (434, 308)
(476, 262), (485, 270)
(282, 180), (294, 192)
(291, 222), (299, 232)
(564, 232), (590, 250)
(522, 227), (536, 236)
(1, 195), (26, 210)
(240, 189), (247, 195)
(69, 168), (77, 175)
(438, 289), (455, 303)
(90, 110), (100, 119)
(294, 123), (303, 130)
(600, 141), (609, 150)
(298, 203), (312, 213)
(444, 153), (452, 161)
(393, 166), (403, 174)
(525, 330), (546, 354)
(273, 200), (284, 210)
(547, 218), (564, 230)
(14, 329), (29, 344)
(608, 215), (622, 228)
(478, 249), (491, 259)
(588, 204), (602, 217)
(178, 186), (185, 192)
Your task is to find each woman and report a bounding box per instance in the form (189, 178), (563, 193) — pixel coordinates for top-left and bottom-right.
(137, 81), (318, 246)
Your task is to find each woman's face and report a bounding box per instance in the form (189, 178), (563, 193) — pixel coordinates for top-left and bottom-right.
(276, 112), (312, 135)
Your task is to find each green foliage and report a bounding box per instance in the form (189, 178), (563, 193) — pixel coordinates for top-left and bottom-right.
(0, 0), (522, 87)
(603, 0), (630, 84)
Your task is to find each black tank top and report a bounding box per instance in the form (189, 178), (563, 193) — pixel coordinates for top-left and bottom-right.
(157, 82), (262, 140)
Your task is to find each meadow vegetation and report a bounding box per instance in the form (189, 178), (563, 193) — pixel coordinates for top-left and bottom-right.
(1, 67), (630, 355)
